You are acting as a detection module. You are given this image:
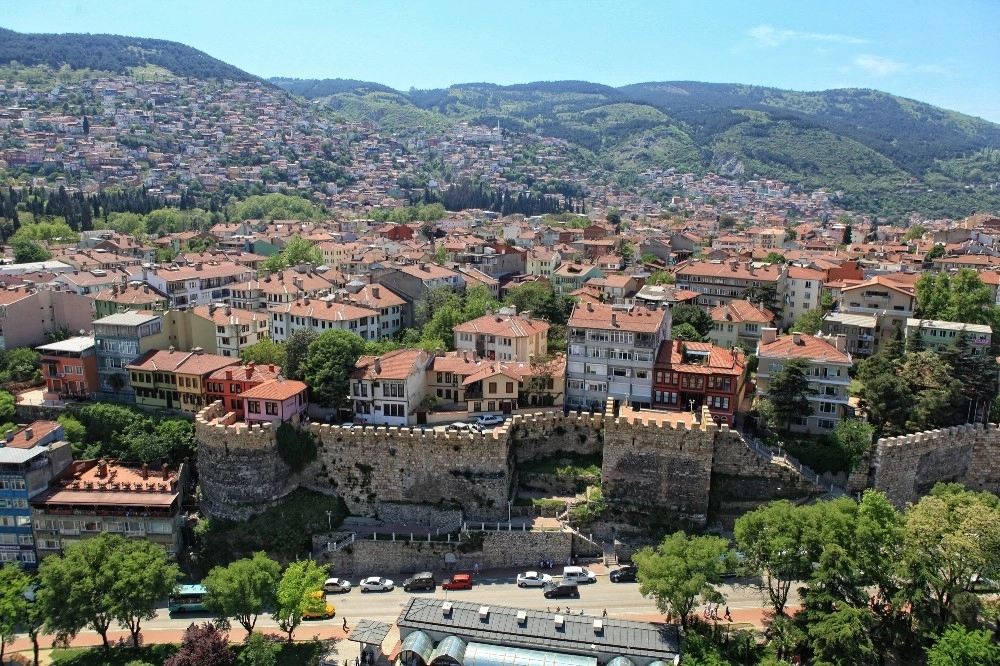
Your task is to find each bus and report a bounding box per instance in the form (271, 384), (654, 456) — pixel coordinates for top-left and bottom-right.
(168, 584), (207, 613)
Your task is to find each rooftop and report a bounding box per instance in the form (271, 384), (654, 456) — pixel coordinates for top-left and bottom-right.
(36, 336), (95, 354)
(568, 302), (667, 334)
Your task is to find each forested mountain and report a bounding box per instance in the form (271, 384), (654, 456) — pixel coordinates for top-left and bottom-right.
(273, 77), (1000, 217)
(0, 27), (259, 82)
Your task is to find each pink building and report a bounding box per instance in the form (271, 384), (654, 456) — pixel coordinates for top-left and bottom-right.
(241, 377), (309, 425)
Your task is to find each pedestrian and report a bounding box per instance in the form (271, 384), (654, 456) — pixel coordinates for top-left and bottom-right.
(547, 606), (551, 612)
(556, 606), (561, 613)
(343, 617), (349, 631)
(602, 609), (607, 618)
(725, 606), (732, 622)
(565, 606), (570, 614)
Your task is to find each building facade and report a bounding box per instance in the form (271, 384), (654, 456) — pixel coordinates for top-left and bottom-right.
(37, 336), (100, 402)
(652, 341), (747, 425)
(93, 313), (169, 401)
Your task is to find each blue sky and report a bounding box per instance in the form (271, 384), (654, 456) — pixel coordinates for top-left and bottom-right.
(4, 0), (999, 122)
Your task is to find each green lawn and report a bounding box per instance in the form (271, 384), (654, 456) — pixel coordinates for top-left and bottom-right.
(49, 639), (330, 666)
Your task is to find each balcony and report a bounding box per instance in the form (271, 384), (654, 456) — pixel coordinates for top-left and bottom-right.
(634, 335), (657, 349)
(858, 334), (875, 342)
(465, 389), (483, 400)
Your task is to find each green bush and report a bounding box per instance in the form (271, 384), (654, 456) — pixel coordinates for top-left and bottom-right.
(275, 422), (318, 472)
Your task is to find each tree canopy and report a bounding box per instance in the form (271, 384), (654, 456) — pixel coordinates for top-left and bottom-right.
(272, 560), (327, 643)
(299, 330), (367, 409)
(670, 304), (713, 339)
(761, 358), (815, 432)
(203, 552), (281, 634)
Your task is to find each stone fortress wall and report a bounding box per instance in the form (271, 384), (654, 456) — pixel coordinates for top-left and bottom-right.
(196, 398), (1000, 526)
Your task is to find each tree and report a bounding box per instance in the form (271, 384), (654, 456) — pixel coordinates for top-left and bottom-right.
(504, 282), (573, 325)
(283, 329), (318, 380)
(605, 209), (621, 227)
(203, 552), (281, 635)
(915, 269), (999, 328)
(904, 224), (927, 241)
(38, 533), (121, 650)
(273, 560), (327, 642)
(240, 339), (287, 369)
(735, 500), (819, 615)
(109, 539), (181, 647)
(842, 223), (853, 245)
(927, 625), (1000, 666)
(791, 308), (825, 335)
(300, 330), (367, 409)
(925, 244), (946, 262)
(615, 238), (634, 262)
(856, 350), (913, 437)
(670, 304), (713, 339)
(763, 358), (816, 432)
(164, 623), (235, 666)
(632, 532), (733, 628)
(808, 607), (879, 666)
(764, 251), (787, 264)
(899, 351), (964, 431)
(280, 235), (323, 267)
(12, 237), (51, 263)
(0, 391), (14, 424)
(0, 564), (30, 665)
(646, 270), (675, 286)
(239, 632), (280, 666)
(671, 323), (703, 342)
(831, 419), (875, 468)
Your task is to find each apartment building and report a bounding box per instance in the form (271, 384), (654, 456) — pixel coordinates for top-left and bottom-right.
(708, 300), (776, 351)
(0, 286), (94, 351)
(93, 313), (169, 401)
(782, 266), (825, 325)
(838, 276), (917, 352)
(144, 261), (256, 308)
(339, 282), (408, 339)
(756, 328), (853, 433)
(375, 264), (466, 325)
(31, 459), (187, 560)
(821, 312), (879, 360)
(127, 348), (239, 413)
(905, 318), (993, 355)
(191, 304), (270, 358)
(37, 336), (100, 402)
(228, 267), (339, 312)
(551, 261), (604, 296)
(0, 422), (73, 565)
(91, 282), (170, 319)
(526, 248), (561, 277)
(566, 302), (671, 409)
(674, 259), (788, 320)
(269, 297), (381, 342)
(453, 310), (549, 363)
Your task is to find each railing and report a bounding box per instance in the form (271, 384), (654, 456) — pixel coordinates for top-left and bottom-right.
(742, 434), (846, 498)
(328, 532), (356, 552)
(436, 518), (463, 536)
(462, 521), (565, 533)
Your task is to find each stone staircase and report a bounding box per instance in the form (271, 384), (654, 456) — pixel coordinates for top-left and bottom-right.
(603, 541), (618, 567)
(742, 434), (847, 498)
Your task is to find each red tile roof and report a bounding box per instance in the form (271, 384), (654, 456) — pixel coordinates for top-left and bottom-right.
(568, 302), (667, 334)
(240, 378), (307, 401)
(758, 334), (852, 363)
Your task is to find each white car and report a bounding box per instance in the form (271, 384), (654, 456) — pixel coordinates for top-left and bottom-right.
(323, 577), (352, 593)
(516, 571), (553, 588)
(359, 576), (394, 592)
(476, 414), (505, 427)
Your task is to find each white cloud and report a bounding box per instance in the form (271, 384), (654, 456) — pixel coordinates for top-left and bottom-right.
(749, 24), (867, 48)
(854, 54), (907, 76)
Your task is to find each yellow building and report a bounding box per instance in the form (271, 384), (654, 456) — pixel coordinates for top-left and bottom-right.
(453, 310), (549, 363)
(127, 349), (239, 412)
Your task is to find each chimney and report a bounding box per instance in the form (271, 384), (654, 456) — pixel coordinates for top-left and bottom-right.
(25, 428), (32, 441)
(761, 327), (778, 345)
(4, 430), (12, 443)
(835, 333), (847, 352)
(161, 463), (169, 481)
(196, 262), (203, 271)
(225, 369), (233, 380)
(791, 332), (802, 345)
(372, 287), (380, 299)
(326, 299), (332, 308)
(141, 463), (149, 480)
(268, 364), (275, 372)
(143, 285), (149, 294)
(587, 302), (594, 312)
(224, 305), (231, 316)
(98, 460), (108, 479)
(611, 313), (618, 327)
(304, 296), (310, 305)
(374, 358), (382, 374)
(463, 350), (468, 362)
(246, 361), (255, 379)
(730, 261), (738, 271)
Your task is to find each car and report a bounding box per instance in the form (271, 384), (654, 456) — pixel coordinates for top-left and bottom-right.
(610, 565), (637, 583)
(359, 577), (394, 592)
(562, 566), (598, 584)
(302, 591), (336, 619)
(403, 572), (436, 592)
(516, 571), (553, 588)
(543, 581), (580, 599)
(445, 422), (482, 433)
(441, 573), (473, 590)
(475, 414), (505, 427)
(323, 577), (352, 594)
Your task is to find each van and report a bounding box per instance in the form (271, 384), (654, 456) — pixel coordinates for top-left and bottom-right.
(562, 566), (597, 584)
(402, 572), (437, 592)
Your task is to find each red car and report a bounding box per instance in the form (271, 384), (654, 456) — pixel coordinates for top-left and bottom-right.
(441, 574), (473, 590)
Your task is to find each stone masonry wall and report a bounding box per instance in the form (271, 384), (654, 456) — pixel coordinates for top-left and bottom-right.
(196, 402), (297, 520)
(867, 423), (1000, 509)
(511, 411), (604, 462)
(315, 530), (574, 577)
(375, 504), (462, 530)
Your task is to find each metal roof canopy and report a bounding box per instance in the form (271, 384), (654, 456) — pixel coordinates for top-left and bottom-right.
(464, 642), (597, 666)
(396, 598), (680, 662)
(348, 619), (393, 647)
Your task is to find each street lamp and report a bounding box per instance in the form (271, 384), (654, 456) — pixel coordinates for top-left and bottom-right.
(507, 501), (512, 523)
(326, 510), (333, 531)
(689, 399), (695, 413)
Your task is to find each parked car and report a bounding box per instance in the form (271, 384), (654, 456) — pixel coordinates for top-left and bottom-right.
(475, 414), (505, 427)
(302, 591), (336, 619)
(610, 565), (637, 583)
(403, 572), (437, 592)
(446, 422), (482, 433)
(562, 566), (598, 584)
(323, 577), (352, 593)
(359, 577), (394, 592)
(441, 573), (473, 590)
(516, 571), (553, 587)
(543, 580), (580, 599)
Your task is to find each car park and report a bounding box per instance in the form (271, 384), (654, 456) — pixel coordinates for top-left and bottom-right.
(403, 572), (437, 592)
(562, 565), (598, 584)
(441, 573), (473, 590)
(323, 577), (352, 593)
(475, 414), (505, 427)
(359, 577), (394, 592)
(516, 571), (553, 587)
(543, 580), (580, 599)
(610, 564), (637, 583)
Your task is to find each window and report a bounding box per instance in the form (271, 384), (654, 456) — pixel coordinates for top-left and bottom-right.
(506, 382), (514, 393)
(247, 401), (261, 414)
(265, 402), (278, 415)
(488, 382), (498, 394)
(635, 369), (648, 379)
(818, 419), (836, 430)
(384, 403), (405, 418)
(819, 402), (838, 414)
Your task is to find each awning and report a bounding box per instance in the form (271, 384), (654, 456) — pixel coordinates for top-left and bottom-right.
(606, 658), (636, 666)
(347, 619), (393, 647)
(430, 635), (468, 665)
(400, 630), (435, 665)
(462, 642), (597, 666)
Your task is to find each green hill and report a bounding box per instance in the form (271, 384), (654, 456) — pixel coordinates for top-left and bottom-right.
(274, 77), (1000, 218)
(0, 27), (260, 82)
